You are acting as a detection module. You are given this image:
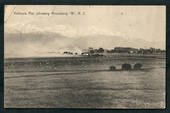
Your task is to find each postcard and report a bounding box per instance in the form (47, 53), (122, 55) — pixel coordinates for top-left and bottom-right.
(4, 5), (166, 108)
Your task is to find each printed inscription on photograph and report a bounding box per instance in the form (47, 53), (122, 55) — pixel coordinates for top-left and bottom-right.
(4, 5), (166, 108)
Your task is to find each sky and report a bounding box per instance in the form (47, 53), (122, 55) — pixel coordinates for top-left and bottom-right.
(4, 5), (166, 58)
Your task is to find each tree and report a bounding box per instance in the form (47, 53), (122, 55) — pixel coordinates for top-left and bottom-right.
(97, 48), (104, 53)
(89, 50), (94, 54)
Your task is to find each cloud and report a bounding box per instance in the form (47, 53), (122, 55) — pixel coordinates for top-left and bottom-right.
(5, 23), (123, 38)
(4, 21), (165, 58)
(4, 30), (160, 58)
(5, 5), (165, 58)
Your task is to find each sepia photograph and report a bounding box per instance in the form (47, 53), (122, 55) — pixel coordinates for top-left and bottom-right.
(4, 5), (166, 108)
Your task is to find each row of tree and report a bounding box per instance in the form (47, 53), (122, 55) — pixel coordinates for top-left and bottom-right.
(87, 47), (165, 54)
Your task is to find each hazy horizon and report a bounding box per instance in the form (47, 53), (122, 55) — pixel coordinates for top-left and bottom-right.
(5, 5), (166, 58)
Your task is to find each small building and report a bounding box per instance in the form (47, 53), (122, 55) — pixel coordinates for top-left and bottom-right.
(114, 47), (138, 54)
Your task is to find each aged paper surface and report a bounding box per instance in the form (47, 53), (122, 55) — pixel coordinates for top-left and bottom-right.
(4, 5), (166, 108)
